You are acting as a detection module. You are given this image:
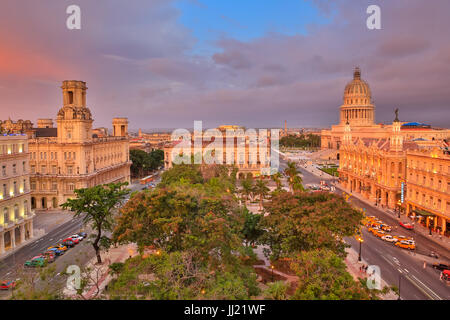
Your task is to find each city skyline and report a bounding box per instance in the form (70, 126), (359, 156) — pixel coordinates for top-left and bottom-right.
(1, 0), (450, 130)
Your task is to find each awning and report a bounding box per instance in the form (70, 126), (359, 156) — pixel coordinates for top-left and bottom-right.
(413, 209), (435, 217)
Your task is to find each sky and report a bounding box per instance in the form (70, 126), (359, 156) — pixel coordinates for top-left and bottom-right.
(0, 0), (449, 131)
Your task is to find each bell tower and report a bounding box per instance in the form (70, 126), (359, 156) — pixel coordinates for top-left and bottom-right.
(56, 80), (93, 143)
(390, 108), (403, 152)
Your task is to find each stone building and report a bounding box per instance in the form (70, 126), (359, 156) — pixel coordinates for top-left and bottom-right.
(339, 117), (418, 209)
(0, 134), (34, 255)
(320, 67), (450, 151)
(164, 126), (274, 178)
(27, 80), (131, 210)
(405, 147), (450, 236)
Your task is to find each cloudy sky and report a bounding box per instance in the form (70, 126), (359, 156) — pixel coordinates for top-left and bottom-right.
(0, 0), (449, 131)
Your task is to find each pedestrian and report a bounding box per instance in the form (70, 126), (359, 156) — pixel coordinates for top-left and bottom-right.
(440, 272), (443, 281)
(423, 261), (427, 269)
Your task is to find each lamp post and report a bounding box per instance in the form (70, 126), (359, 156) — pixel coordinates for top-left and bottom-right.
(357, 236), (363, 262)
(398, 274), (402, 300)
(270, 265), (275, 282)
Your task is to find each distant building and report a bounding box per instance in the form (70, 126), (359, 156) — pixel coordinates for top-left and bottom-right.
(320, 67), (450, 150)
(0, 134), (35, 255)
(164, 125), (273, 178)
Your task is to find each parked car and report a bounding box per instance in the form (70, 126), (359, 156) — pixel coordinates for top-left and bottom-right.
(41, 252), (56, 263)
(64, 237), (79, 244)
(399, 221), (414, 230)
(432, 263), (450, 271)
(48, 244), (67, 252)
(69, 234), (83, 242)
(77, 232), (87, 238)
(45, 248), (64, 256)
(0, 280), (16, 290)
(62, 240), (75, 248)
(24, 256), (47, 267)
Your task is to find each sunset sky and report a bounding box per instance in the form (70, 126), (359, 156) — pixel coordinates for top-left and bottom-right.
(0, 0), (449, 131)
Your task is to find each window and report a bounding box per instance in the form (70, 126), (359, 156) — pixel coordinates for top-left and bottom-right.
(31, 165), (36, 174)
(24, 200), (28, 215)
(13, 181), (17, 195)
(67, 166), (73, 175)
(41, 166), (47, 174)
(22, 161), (26, 173)
(3, 208), (9, 223)
(52, 165), (57, 174)
(14, 204), (19, 220)
(12, 164), (16, 175)
(68, 183), (75, 191)
(52, 182), (57, 191)
(41, 182), (47, 190)
(2, 165), (6, 176)
(31, 181), (36, 191)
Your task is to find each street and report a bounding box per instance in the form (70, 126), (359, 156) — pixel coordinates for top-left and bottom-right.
(279, 157), (450, 300)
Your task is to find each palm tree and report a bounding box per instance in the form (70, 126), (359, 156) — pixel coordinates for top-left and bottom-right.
(271, 172), (283, 191)
(241, 177), (254, 204)
(284, 161), (301, 193)
(254, 178), (270, 210)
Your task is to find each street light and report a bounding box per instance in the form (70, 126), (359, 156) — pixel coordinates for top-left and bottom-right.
(357, 236), (364, 262)
(398, 274), (402, 300)
(270, 265), (275, 282)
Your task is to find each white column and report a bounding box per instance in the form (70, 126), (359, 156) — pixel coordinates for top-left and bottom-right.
(0, 232), (4, 254)
(29, 221), (34, 238)
(20, 224), (25, 243)
(11, 229), (15, 248)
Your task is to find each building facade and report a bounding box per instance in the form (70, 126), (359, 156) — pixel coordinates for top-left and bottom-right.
(339, 118), (418, 209)
(164, 126), (274, 178)
(320, 67), (450, 151)
(0, 134), (34, 255)
(405, 148), (450, 236)
(27, 80), (131, 210)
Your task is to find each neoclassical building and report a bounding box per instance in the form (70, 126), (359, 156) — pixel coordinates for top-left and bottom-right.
(27, 80), (131, 210)
(0, 134), (34, 255)
(321, 67), (450, 151)
(164, 125), (274, 178)
(405, 147), (450, 236)
(339, 116), (418, 209)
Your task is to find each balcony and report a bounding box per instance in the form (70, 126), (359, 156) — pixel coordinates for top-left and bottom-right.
(15, 217), (24, 225)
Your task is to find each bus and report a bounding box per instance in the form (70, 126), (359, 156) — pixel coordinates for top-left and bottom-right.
(140, 174), (156, 185)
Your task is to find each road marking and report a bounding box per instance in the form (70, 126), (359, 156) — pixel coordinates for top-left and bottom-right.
(404, 274), (435, 300)
(409, 274), (442, 300)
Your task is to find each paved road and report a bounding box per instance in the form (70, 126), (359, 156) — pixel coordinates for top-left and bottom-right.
(279, 158), (450, 300)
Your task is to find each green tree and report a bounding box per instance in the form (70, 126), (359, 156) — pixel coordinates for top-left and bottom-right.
(254, 179), (270, 210)
(283, 161), (303, 193)
(271, 172), (283, 191)
(240, 177), (254, 204)
(240, 207), (264, 247)
(159, 164), (204, 187)
(261, 192), (364, 260)
(130, 149), (164, 178)
(289, 249), (378, 300)
(62, 182), (130, 264)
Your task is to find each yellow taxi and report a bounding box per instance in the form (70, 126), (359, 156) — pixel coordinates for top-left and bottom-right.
(395, 240), (415, 250)
(374, 230), (386, 238)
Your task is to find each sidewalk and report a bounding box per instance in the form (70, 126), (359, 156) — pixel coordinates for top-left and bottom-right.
(64, 243), (138, 299)
(344, 247), (398, 300)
